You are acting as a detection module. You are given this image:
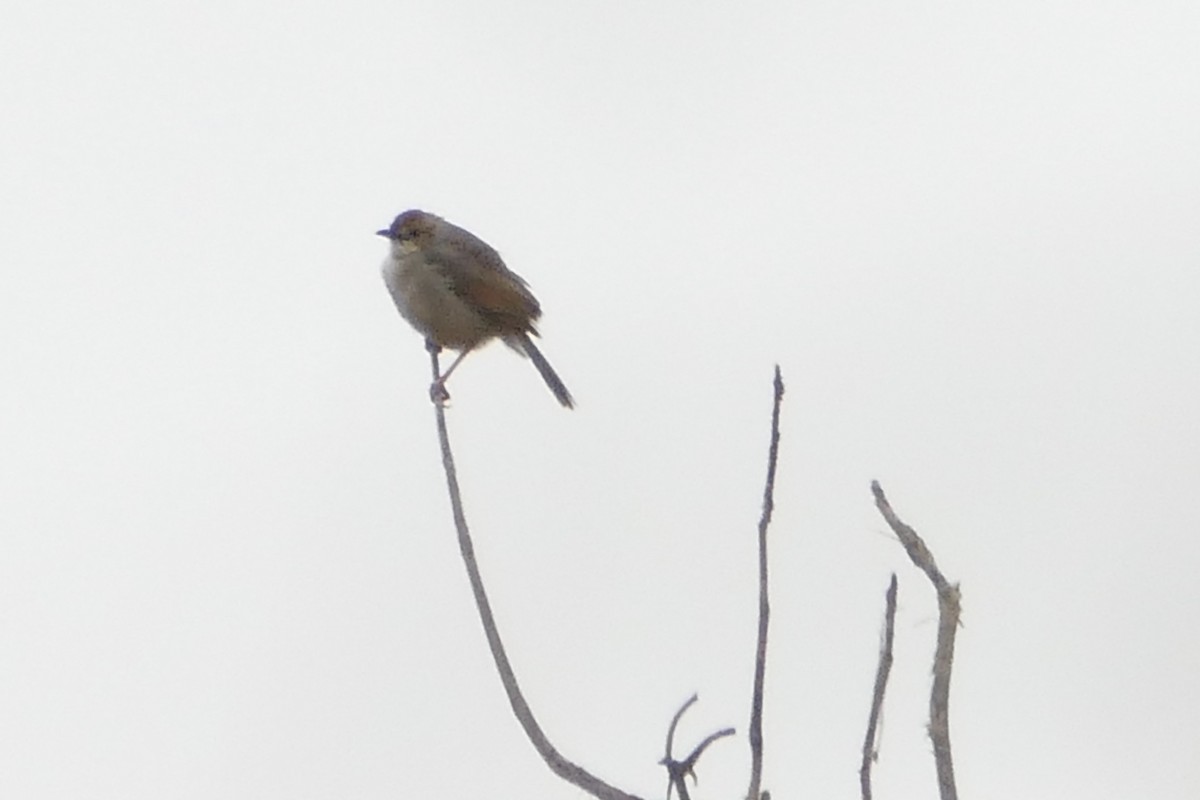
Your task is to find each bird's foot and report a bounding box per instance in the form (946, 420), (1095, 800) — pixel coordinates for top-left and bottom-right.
(429, 379), (451, 407)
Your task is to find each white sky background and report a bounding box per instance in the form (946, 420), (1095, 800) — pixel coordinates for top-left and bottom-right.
(2, 1), (1198, 798)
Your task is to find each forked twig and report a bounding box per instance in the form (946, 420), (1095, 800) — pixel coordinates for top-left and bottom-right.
(659, 695), (736, 800)
(871, 481), (960, 800)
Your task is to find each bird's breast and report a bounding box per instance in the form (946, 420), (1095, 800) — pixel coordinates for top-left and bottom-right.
(381, 253), (493, 349)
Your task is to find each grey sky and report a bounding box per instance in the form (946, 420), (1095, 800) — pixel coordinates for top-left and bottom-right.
(2, 1), (1198, 798)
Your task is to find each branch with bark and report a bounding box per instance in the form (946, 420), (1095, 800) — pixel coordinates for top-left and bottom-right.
(871, 481), (962, 800)
(859, 574), (898, 800)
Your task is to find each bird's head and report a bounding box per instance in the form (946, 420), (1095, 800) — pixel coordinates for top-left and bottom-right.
(376, 209), (441, 247)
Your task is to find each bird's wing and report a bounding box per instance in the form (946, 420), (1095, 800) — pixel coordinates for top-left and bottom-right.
(424, 228), (543, 333)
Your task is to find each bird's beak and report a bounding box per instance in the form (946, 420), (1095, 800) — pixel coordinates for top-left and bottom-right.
(376, 229), (392, 238)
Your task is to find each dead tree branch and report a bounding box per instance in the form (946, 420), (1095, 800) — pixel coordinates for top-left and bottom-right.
(659, 695), (736, 800)
(428, 346), (642, 800)
(746, 365), (784, 800)
(859, 573), (898, 800)
(871, 481), (961, 800)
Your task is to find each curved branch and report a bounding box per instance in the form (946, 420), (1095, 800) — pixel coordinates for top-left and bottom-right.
(659, 695), (735, 800)
(871, 482), (960, 800)
(429, 347), (641, 800)
(663, 694), (699, 765)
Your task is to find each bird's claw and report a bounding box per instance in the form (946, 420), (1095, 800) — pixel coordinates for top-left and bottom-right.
(429, 380), (451, 407)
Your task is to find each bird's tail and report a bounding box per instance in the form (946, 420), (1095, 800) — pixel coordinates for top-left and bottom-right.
(513, 332), (575, 409)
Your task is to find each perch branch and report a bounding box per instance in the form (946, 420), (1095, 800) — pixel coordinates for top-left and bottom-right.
(871, 481), (960, 800)
(428, 346), (642, 800)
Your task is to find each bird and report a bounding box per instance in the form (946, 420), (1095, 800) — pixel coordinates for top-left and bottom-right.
(378, 209), (574, 408)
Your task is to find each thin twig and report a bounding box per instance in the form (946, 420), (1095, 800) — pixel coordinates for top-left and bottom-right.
(871, 482), (960, 800)
(429, 345), (642, 800)
(859, 573), (898, 800)
(659, 695), (735, 800)
(664, 694), (699, 768)
(746, 365), (784, 800)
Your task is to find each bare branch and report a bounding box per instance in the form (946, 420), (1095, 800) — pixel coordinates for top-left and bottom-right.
(859, 573), (898, 800)
(685, 727), (737, 767)
(746, 365), (785, 800)
(659, 695), (735, 800)
(429, 346), (642, 800)
(663, 694), (699, 767)
(871, 482), (961, 800)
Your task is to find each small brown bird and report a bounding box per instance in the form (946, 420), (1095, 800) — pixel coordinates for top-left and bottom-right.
(378, 209), (574, 408)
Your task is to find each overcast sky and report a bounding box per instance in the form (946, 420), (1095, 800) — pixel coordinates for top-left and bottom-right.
(2, 1), (1198, 798)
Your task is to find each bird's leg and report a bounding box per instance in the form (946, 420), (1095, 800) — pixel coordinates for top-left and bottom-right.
(429, 347), (473, 406)
(438, 348), (472, 383)
(423, 338), (451, 405)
